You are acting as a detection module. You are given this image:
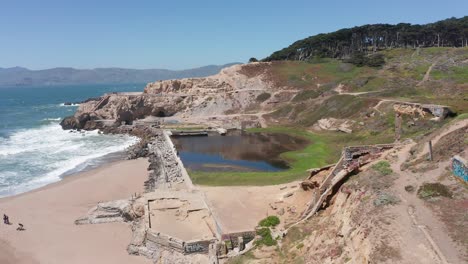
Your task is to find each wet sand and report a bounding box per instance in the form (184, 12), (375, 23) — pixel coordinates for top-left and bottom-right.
(0, 158), (151, 264)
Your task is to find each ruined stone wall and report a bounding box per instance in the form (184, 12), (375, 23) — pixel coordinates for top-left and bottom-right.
(221, 231), (256, 248)
(145, 230), (216, 255)
(145, 132), (185, 191)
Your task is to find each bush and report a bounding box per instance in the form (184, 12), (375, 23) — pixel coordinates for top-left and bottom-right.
(249, 57), (259, 63)
(367, 54), (385, 67)
(371, 161), (393, 176)
(417, 183), (452, 199)
(256, 92), (271, 102)
(255, 228), (277, 246)
(373, 192), (400, 206)
(347, 52), (385, 67)
(259, 215), (280, 227)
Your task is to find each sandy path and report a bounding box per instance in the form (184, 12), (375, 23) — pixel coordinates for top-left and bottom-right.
(416, 119), (468, 160)
(200, 182), (310, 233)
(0, 158), (151, 264)
(388, 135), (466, 263)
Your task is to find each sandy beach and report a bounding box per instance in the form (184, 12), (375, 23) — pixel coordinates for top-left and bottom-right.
(0, 158), (151, 264)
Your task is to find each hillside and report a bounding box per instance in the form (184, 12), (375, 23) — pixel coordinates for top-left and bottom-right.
(61, 46), (467, 263)
(64, 47), (467, 183)
(265, 16), (468, 61)
(0, 63), (238, 87)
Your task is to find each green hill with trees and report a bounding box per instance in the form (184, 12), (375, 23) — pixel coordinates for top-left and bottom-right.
(264, 16), (468, 63)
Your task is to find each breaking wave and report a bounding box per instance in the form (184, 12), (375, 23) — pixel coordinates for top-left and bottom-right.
(0, 122), (139, 197)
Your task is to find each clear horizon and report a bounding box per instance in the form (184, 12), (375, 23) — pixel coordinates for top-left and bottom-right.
(1, 0), (467, 70)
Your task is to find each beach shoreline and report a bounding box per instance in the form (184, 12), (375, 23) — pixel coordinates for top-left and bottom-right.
(0, 157), (151, 264)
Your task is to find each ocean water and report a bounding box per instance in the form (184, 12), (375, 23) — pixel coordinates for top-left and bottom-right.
(0, 83), (145, 198)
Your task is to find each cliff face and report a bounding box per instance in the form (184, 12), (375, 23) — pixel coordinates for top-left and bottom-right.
(61, 63), (280, 130)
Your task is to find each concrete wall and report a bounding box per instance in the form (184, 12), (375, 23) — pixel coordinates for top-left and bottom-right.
(146, 231), (185, 253)
(452, 156), (468, 182)
(184, 239), (217, 254)
(221, 231), (256, 247)
(146, 230), (216, 255)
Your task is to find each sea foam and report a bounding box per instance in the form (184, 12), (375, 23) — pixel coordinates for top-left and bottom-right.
(0, 121), (139, 197)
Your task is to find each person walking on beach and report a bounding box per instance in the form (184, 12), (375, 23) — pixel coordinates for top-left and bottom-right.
(3, 214), (10, 225)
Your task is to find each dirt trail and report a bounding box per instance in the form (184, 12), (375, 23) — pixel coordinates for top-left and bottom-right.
(417, 59), (439, 87)
(416, 119), (468, 160)
(334, 83), (384, 96)
(387, 121), (467, 263)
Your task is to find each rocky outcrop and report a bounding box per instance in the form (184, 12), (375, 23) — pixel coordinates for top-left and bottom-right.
(61, 63), (275, 131)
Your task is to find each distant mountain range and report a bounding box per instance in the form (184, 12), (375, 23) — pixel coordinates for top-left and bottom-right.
(0, 63), (239, 87)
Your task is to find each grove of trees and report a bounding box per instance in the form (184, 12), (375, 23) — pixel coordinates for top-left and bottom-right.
(265, 16), (468, 62)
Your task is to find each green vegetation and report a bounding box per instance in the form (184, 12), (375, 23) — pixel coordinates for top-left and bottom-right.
(371, 161), (393, 176)
(255, 228), (277, 246)
(190, 127), (395, 186)
(249, 57), (259, 63)
(226, 251), (257, 264)
(259, 216), (280, 227)
(373, 192), (400, 206)
(271, 60), (375, 89)
(292, 90), (320, 102)
(265, 17), (468, 61)
(417, 183), (452, 199)
(347, 52), (385, 67)
(431, 66), (468, 84)
(296, 95), (371, 126)
(256, 92), (271, 102)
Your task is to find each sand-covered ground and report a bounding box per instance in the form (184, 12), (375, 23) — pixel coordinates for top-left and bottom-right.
(0, 158), (151, 264)
(200, 182), (311, 233)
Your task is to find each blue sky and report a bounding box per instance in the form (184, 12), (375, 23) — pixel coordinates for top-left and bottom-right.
(1, 0), (466, 70)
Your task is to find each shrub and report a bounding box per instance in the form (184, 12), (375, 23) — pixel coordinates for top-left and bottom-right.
(255, 228), (277, 246)
(256, 92), (271, 102)
(371, 161), (393, 176)
(373, 192), (400, 206)
(366, 54), (386, 67)
(417, 183), (452, 199)
(347, 52), (385, 67)
(259, 215), (280, 227)
(249, 57), (259, 63)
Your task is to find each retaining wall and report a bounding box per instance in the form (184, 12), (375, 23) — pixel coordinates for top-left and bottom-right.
(146, 230), (216, 254)
(221, 231), (256, 247)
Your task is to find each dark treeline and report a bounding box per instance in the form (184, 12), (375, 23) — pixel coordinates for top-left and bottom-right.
(265, 16), (468, 61)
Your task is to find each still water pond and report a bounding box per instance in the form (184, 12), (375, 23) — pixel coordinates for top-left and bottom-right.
(171, 131), (308, 172)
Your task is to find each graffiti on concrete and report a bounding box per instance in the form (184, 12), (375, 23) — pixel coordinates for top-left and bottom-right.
(185, 243), (205, 253)
(452, 155), (468, 182)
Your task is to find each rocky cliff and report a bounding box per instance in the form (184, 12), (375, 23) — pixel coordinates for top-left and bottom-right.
(61, 63), (282, 130)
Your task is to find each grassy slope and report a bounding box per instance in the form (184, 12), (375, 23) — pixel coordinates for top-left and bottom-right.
(191, 47), (467, 186)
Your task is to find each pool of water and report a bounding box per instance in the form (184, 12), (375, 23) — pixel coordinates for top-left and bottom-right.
(171, 130), (308, 172)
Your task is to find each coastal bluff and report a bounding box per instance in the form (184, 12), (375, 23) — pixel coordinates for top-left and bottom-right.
(60, 63), (281, 131)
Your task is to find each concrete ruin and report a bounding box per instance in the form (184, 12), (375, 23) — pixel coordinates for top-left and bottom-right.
(452, 155), (468, 182)
(393, 102), (452, 141)
(74, 130), (256, 263)
(299, 144), (395, 222)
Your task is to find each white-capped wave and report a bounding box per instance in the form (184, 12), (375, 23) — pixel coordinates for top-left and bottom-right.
(0, 123), (139, 197)
(59, 103), (80, 107)
(42, 117), (62, 121)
